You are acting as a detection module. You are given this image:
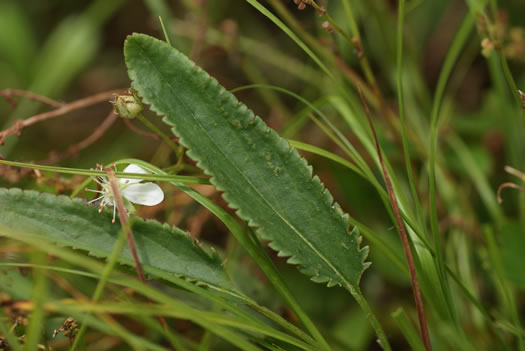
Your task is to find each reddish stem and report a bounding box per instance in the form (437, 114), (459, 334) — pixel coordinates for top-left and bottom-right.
(0, 89), (126, 145)
(123, 118), (160, 140)
(43, 111), (118, 164)
(106, 168), (168, 330)
(358, 87), (433, 351)
(497, 182), (525, 203)
(0, 88), (64, 108)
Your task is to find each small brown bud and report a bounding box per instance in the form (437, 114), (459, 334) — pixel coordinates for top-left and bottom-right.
(322, 21), (333, 33)
(53, 317), (79, 339)
(298, 2), (306, 10)
(352, 37), (364, 59)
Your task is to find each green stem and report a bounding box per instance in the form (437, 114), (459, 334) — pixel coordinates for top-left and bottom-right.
(428, 11), (474, 339)
(71, 177), (94, 198)
(0, 229), (272, 351)
(0, 159), (208, 184)
(1, 262), (314, 350)
(392, 308), (427, 351)
(484, 227), (524, 350)
(136, 113), (185, 170)
(497, 54), (525, 224)
(70, 223), (132, 351)
(338, 0), (379, 94)
(23, 253), (48, 351)
(245, 0), (334, 80)
(197, 330), (212, 351)
(351, 288), (392, 351)
(396, 0), (427, 233)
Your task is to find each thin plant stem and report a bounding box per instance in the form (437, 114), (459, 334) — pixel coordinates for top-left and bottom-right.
(71, 167), (179, 350)
(124, 118), (160, 140)
(0, 311), (22, 351)
(0, 159), (209, 184)
(358, 88), (432, 351)
(0, 89), (64, 108)
(470, 0), (525, 225)
(158, 16), (172, 47)
(69, 218), (130, 351)
(484, 227), (525, 351)
(243, 227), (332, 351)
(2, 259), (315, 350)
(0, 89), (125, 145)
(246, 0), (334, 81)
(313, 0), (379, 94)
(0, 229), (292, 351)
(23, 253), (48, 351)
(198, 330), (212, 351)
(309, 1), (353, 44)
(396, 0), (427, 233)
(352, 288), (392, 351)
(135, 113), (185, 171)
(428, 12), (475, 336)
(106, 168), (171, 332)
(106, 168), (144, 283)
(43, 111), (118, 165)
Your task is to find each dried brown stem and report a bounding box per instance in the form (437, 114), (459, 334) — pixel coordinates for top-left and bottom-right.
(43, 111), (119, 164)
(106, 168), (146, 282)
(0, 89), (126, 145)
(504, 165), (525, 181)
(75, 112), (119, 151)
(0, 89), (64, 108)
(358, 87), (432, 351)
(497, 182), (525, 203)
(105, 168), (168, 329)
(123, 118), (160, 140)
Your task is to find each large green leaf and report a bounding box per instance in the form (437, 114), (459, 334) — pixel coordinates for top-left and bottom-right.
(0, 188), (233, 293)
(124, 34), (369, 290)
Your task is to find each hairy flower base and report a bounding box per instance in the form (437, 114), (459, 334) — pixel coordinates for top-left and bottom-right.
(86, 163), (164, 223)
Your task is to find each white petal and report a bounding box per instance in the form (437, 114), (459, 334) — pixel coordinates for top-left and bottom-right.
(122, 183), (164, 206)
(120, 164), (148, 184)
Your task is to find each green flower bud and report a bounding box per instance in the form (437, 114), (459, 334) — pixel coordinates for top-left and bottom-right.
(112, 94), (143, 119)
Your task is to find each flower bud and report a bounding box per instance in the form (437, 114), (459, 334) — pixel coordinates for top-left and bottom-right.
(112, 94), (142, 119)
(481, 38), (495, 58)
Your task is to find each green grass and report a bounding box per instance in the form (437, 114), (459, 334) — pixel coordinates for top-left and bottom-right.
(0, 0), (525, 350)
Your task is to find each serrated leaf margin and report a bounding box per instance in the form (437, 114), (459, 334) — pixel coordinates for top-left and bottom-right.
(124, 34), (370, 291)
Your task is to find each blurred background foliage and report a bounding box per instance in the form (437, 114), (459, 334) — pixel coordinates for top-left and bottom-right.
(1, 0), (525, 350)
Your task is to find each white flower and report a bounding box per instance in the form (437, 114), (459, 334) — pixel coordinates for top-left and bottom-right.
(86, 164), (164, 223)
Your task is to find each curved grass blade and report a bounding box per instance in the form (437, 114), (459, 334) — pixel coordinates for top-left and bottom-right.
(124, 33), (369, 293)
(1, 227), (257, 351)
